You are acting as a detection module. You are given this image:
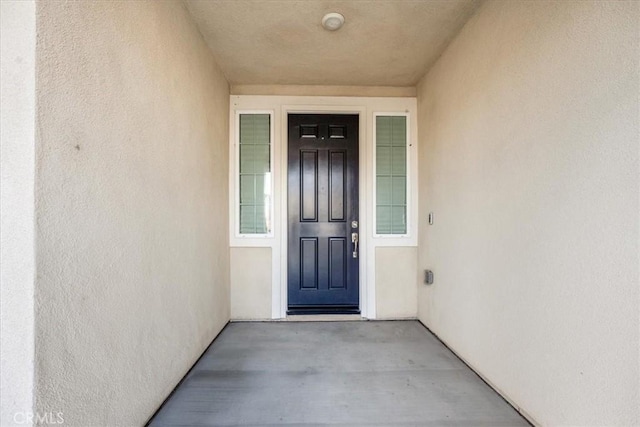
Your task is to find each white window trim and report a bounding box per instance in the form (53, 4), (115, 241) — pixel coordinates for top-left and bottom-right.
(229, 109), (276, 245)
(371, 111), (417, 246)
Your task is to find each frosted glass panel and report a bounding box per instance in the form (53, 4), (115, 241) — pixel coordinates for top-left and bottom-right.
(240, 205), (256, 233)
(239, 114), (271, 234)
(376, 146), (392, 175)
(376, 116), (407, 235)
(240, 114), (269, 145)
(391, 147), (406, 175)
(376, 206), (392, 235)
(392, 177), (406, 205)
(391, 206), (406, 234)
(376, 176), (392, 205)
(240, 175), (255, 204)
(391, 118), (407, 146)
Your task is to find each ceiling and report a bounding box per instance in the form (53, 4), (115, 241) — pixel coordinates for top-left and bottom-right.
(185, 0), (482, 87)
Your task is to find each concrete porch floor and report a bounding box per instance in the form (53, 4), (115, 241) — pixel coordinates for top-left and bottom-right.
(148, 321), (529, 426)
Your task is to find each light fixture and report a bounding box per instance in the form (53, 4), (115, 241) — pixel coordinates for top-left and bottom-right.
(322, 12), (345, 31)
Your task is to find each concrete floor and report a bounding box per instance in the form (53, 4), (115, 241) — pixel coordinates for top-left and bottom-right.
(149, 321), (529, 426)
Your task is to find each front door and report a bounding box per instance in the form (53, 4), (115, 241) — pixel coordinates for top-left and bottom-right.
(287, 114), (359, 314)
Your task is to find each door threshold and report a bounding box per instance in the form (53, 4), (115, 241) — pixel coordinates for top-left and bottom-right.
(287, 305), (360, 315)
(286, 314), (364, 322)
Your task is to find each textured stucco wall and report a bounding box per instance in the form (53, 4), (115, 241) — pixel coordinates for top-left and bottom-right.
(35, 1), (230, 425)
(230, 247), (272, 320)
(375, 247), (418, 319)
(230, 85), (416, 98)
(417, 1), (639, 425)
(1, 1), (36, 426)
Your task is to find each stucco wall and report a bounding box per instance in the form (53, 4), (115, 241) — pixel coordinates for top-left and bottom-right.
(416, 1), (639, 425)
(230, 85), (416, 98)
(34, 1), (230, 425)
(229, 246), (418, 320)
(0, 2), (36, 426)
(375, 247), (417, 319)
(230, 248), (272, 320)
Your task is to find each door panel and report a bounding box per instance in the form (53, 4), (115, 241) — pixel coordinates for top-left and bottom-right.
(300, 151), (318, 221)
(329, 151), (346, 221)
(300, 238), (318, 289)
(288, 114), (359, 313)
(328, 238), (347, 289)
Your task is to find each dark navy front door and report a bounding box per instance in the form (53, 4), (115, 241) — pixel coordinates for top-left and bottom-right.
(287, 114), (359, 314)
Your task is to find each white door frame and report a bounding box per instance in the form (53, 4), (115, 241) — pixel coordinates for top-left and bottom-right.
(279, 105), (369, 318)
(229, 95), (418, 321)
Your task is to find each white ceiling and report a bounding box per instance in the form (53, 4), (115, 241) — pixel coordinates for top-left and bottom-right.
(185, 0), (482, 87)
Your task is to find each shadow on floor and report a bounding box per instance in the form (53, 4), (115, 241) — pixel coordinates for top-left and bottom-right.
(148, 321), (529, 426)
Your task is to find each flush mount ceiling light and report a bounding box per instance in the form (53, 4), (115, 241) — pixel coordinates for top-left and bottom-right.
(322, 12), (345, 31)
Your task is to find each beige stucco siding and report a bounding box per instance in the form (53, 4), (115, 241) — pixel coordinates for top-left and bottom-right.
(34, 1), (230, 425)
(0, 2), (36, 425)
(416, 1), (639, 425)
(230, 85), (416, 98)
(229, 246), (418, 320)
(230, 248), (272, 320)
(375, 247), (418, 319)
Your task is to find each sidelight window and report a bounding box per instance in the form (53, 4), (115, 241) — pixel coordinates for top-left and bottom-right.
(375, 114), (408, 235)
(238, 113), (272, 235)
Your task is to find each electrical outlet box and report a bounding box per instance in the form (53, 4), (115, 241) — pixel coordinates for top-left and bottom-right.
(424, 270), (434, 285)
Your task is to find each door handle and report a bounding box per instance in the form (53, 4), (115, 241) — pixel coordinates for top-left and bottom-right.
(351, 232), (359, 258)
